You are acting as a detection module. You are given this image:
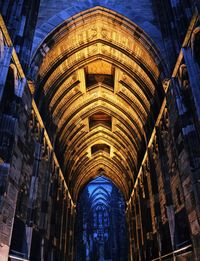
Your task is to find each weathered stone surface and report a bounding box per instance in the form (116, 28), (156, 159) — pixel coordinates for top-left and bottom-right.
(33, 0), (164, 57)
(1, 1), (200, 260)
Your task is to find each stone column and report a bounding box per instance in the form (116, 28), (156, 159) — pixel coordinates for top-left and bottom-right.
(70, 205), (76, 261)
(126, 202), (134, 261)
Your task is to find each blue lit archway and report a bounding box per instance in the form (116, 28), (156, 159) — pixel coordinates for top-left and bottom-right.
(75, 176), (128, 261)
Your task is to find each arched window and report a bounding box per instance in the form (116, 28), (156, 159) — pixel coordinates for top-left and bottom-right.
(178, 64), (189, 91)
(191, 27), (200, 64)
(1, 64), (18, 116)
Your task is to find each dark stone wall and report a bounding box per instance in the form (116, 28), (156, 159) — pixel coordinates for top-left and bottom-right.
(153, 0), (196, 72)
(0, 0), (40, 72)
(127, 22), (200, 259)
(33, 0), (199, 74)
(0, 16), (75, 260)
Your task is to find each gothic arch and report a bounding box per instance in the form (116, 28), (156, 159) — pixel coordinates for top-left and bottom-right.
(30, 6), (166, 202)
(9, 63), (18, 96)
(1, 64), (18, 115)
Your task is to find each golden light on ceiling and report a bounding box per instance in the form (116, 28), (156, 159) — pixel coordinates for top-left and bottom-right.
(86, 60), (113, 75)
(31, 7), (165, 202)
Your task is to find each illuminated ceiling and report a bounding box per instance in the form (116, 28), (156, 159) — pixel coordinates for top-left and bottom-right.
(31, 7), (166, 201)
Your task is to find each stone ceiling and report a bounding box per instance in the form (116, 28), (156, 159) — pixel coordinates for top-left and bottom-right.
(31, 7), (166, 202)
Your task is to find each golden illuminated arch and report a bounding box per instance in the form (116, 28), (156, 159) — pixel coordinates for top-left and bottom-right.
(31, 6), (166, 201)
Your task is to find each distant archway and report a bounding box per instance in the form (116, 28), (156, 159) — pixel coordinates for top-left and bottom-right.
(75, 176), (128, 261)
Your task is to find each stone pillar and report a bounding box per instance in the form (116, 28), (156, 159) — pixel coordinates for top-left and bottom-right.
(70, 205), (76, 261)
(66, 200), (73, 260)
(98, 241), (104, 261)
(63, 197), (69, 261)
(126, 202), (134, 261)
(58, 193), (65, 260)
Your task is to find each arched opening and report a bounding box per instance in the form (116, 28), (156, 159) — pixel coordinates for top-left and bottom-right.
(191, 27), (200, 64)
(1, 65), (15, 115)
(0, 64), (19, 162)
(31, 6), (165, 198)
(75, 176), (128, 261)
(30, 6), (166, 260)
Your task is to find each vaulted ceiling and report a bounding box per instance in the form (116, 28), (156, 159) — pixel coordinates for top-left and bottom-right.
(31, 7), (166, 201)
